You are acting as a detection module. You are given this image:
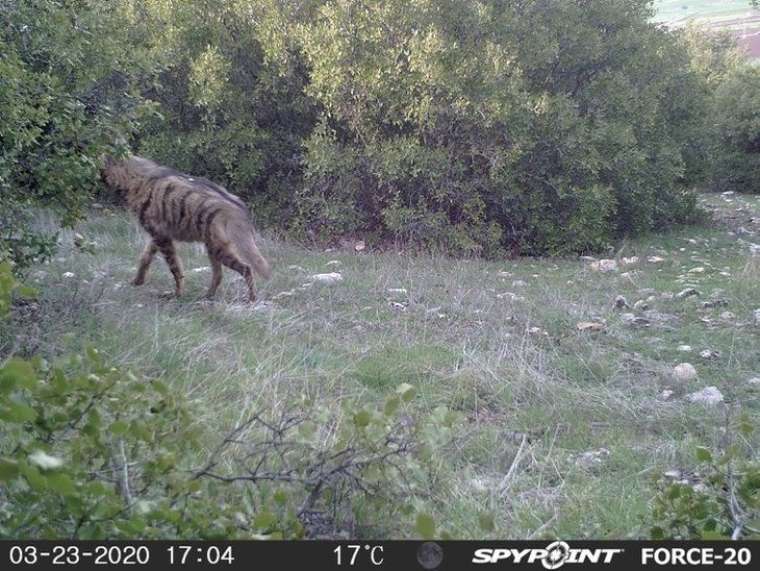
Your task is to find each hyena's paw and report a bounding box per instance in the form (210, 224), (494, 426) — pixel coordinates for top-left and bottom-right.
(131, 277), (145, 287)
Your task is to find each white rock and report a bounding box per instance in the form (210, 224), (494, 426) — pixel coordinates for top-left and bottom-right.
(621, 256), (639, 265)
(719, 311), (735, 320)
(748, 377), (760, 386)
(326, 260), (342, 267)
(673, 363), (698, 381)
(686, 386), (724, 406)
(309, 272), (343, 284)
(676, 288), (700, 299)
(192, 266), (210, 273)
(664, 469), (682, 479)
(677, 345), (692, 352)
(512, 279), (527, 287)
(699, 349), (720, 360)
(661, 389), (675, 400)
(387, 288), (407, 295)
(647, 256), (666, 263)
(754, 309), (760, 326)
(688, 267), (706, 274)
(590, 259), (618, 272)
(62, 272), (75, 279)
(576, 448), (610, 469)
(29, 451), (64, 470)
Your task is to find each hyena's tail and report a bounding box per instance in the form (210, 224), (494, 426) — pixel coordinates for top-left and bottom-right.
(227, 217), (272, 279)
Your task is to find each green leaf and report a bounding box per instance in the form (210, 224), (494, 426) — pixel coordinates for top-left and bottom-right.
(478, 512), (495, 532)
(254, 511), (277, 530)
(0, 400), (37, 423)
(384, 396), (400, 416)
(46, 472), (76, 495)
(396, 383), (416, 402)
(353, 410), (371, 428)
(0, 358), (37, 392)
(0, 458), (20, 481)
(696, 446), (713, 463)
(110, 420), (129, 435)
(415, 513), (436, 539)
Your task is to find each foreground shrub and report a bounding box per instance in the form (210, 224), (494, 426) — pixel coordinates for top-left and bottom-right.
(0, 335), (457, 538)
(650, 418), (760, 539)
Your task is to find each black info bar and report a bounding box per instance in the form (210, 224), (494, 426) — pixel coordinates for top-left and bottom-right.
(2, 540), (759, 570)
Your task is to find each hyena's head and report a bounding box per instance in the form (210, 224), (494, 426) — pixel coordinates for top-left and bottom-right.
(99, 155), (130, 193)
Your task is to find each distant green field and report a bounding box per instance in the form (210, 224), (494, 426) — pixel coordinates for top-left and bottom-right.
(654, 0), (753, 24)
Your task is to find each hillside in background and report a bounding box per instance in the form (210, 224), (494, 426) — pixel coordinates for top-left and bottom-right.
(655, 0), (760, 57)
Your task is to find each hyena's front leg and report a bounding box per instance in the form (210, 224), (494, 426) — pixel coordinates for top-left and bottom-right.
(205, 246), (223, 299)
(156, 237), (184, 297)
(132, 240), (158, 286)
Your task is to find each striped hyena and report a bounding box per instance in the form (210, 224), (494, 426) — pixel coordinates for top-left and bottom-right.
(101, 155), (271, 302)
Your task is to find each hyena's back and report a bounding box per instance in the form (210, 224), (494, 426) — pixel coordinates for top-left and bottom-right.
(102, 155), (271, 301)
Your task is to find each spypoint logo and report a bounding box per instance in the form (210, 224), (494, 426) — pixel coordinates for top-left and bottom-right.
(472, 542), (624, 569)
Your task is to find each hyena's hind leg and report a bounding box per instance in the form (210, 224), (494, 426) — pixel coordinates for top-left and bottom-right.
(132, 240), (158, 286)
(155, 237), (184, 297)
(214, 243), (255, 303)
(204, 244), (223, 299)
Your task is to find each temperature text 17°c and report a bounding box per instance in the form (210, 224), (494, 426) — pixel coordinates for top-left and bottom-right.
(334, 545), (384, 566)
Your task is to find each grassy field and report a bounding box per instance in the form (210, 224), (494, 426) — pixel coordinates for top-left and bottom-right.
(654, 0), (760, 57)
(654, 0), (754, 24)
(11, 192), (760, 538)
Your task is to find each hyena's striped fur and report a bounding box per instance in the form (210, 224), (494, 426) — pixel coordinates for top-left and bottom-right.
(101, 155), (271, 302)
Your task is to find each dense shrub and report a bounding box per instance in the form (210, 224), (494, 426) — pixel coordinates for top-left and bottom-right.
(712, 65), (760, 194)
(292, 0), (715, 255)
(0, 0), (157, 270)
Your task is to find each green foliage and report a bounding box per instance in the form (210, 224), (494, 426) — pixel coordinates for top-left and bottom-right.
(650, 420), (760, 539)
(292, 0), (714, 255)
(712, 65), (760, 194)
(0, 0), (156, 270)
(0, 339), (459, 538)
(0, 262), (35, 319)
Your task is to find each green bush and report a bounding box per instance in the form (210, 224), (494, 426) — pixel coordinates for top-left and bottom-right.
(291, 0), (714, 255)
(650, 419), (760, 540)
(0, 0), (157, 271)
(712, 65), (760, 194)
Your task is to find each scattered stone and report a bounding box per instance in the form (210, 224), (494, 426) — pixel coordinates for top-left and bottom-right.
(686, 386), (724, 406)
(701, 299), (728, 309)
(647, 256), (665, 263)
(309, 272), (343, 284)
(688, 267), (706, 274)
(676, 288), (700, 299)
(271, 290), (295, 300)
(699, 349), (720, 360)
(633, 299), (650, 311)
(512, 279), (527, 287)
(747, 377), (760, 386)
(579, 256), (597, 262)
(576, 448), (610, 469)
(387, 288), (407, 295)
(354, 241), (366, 252)
(677, 345), (692, 352)
(719, 311), (735, 320)
(754, 309), (760, 326)
(621, 313), (651, 327)
(664, 469), (682, 480)
(590, 259), (618, 272)
(326, 260), (342, 267)
(621, 256), (639, 265)
(614, 295), (629, 309)
(388, 301), (407, 311)
(576, 321), (606, 333)
(673, 363), (697, 381)
(527, 326), (548, 337)
(192, 266), (210, 273)
(497, 292), (524, 302)
(287, 265), (306, 272)
(722, 191), (735, 196)
(62, 272), (75, 279)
